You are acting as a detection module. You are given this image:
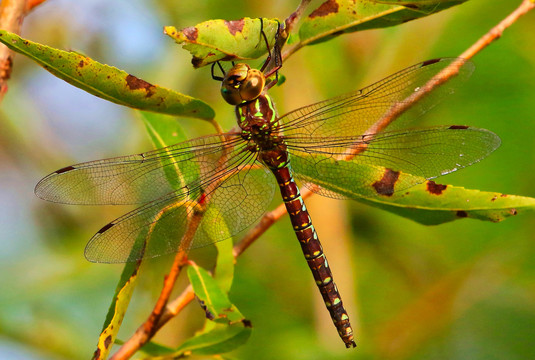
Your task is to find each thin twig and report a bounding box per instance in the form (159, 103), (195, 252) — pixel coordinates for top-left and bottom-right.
(109, 212), (203, 360)
(281, 0), (312, 62)
(460, 0), (534, 60)
(0, 0), (27, 103)
(110, 1), (534, 358)
(0, 0), (45, 103)
(26, 0), (47, 12)
(283, 0), (312, 41)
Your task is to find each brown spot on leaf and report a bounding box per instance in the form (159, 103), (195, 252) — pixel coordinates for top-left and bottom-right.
(125, 74), (155, 97)
(182, 26), (198, 41)
(92, 348), (101, 360)
(491, 195), (497, 202)
(225, 19), (245, 35)
(500, 194), (508, 198)
(456, 210), (468, 218)
(372, 168), (400, 196)
(427, 181), (448, 195)
(242, 319), (253, 328)
(192, 57), (203, 68)
(78, 60), (86, 68)
(509, 208), (518, 215)
(448, 125), (469, 130)
(104, 335), (112, 349)
(309, 0), (339, 18)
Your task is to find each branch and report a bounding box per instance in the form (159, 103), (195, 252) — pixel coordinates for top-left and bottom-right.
(109, 211), (203, 360)
(26, 0), (47, 12)
(108, 1), (534, 358)
(0, 0), (27, 103)
(460, 0), (534, 60)
(0, 0), (45, 102)
(283, 0), (312, 41)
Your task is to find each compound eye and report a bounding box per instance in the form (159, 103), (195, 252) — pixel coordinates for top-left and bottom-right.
(221, 64), (250, 105)
(221, 85), (242, 105)
(239, 69), (265, 102)
(220, 64), (266, 105)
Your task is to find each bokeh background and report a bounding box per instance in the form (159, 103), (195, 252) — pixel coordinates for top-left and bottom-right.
(1, 0), (534, 359)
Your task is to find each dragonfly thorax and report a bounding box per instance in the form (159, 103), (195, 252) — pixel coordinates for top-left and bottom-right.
(236, 94), (285, 161)
(221, 63), (266, 105)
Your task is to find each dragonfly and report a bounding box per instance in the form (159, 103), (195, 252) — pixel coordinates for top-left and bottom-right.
(35, 42), (500, 347)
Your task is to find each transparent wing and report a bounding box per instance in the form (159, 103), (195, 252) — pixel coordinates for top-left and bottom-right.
(279, 58), (473, 139)
(36, 133), (276, 263)
(36, 133), (245, 205)
(84, 161), (275, 263)
(289, 126), (501, 199)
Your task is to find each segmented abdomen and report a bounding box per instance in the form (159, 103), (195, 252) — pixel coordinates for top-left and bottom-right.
(267, 156), (356, 348)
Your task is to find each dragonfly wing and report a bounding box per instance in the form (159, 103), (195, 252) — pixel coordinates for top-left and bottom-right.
(35, 133), (245, 205)
(191, 163), (276, 249)
(84, 153), (276, 263)
(289, 126), (500, 199)
(279, 58), (473, 139)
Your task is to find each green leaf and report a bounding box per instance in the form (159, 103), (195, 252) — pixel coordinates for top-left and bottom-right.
(374, 0), (466, 10)
(0, 30), (215, 120)
(173, 324), (252, 356)
(139, 111), (188, 148)
(138, 341), (176, 357)
(187, 263), (246, 324)
(296, 162), (535, 225)
(93, 261), (141, 360)
(138, 111), (191, 192)
(358, 179), (535, 225)
(214, 232), (235, 295)
(297, 0), (468, 46)
(164, 17), (280, 68)
(140, 111), (236, 295)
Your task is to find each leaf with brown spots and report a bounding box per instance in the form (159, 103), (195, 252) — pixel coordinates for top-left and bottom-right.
(164, 17), (280, 68)
(295, 161), (535, 225)
(0, 30), (214, 120)
(297, 0), (468, 46)
(93, 260), (141, 360)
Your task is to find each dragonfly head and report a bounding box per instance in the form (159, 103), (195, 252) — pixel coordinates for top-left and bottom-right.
(221, 63), (266, 105)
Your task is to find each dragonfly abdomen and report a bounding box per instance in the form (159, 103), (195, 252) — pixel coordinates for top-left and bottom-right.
(268, 160), (356, 348)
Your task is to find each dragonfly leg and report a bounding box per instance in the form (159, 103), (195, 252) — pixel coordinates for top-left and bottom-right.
(259, 19), (283, 89)
(211, 61), (225, 81)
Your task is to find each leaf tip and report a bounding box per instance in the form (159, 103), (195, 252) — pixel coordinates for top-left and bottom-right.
(163, 26), (178, 37)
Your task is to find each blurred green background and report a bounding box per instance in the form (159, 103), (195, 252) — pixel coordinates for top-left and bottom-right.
(1, 0), (534, 359)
